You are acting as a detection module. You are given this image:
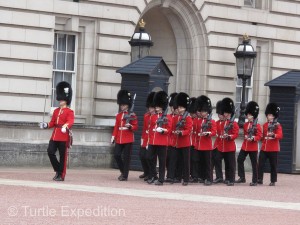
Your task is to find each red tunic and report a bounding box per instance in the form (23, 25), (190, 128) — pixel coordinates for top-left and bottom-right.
(195, 118), (217, 151)
(48, 107), (74, 142)
(112, 111), (138, 144)
(168, 114), (178, 147)
(148, 113), (171, 146)
(173, 114), (193, 148)
(217, 119), (239, 152)
(261, 122), (283, 152)
(192, 117), (200, 147)
(141, 112), (151, 148)
(241, 121), (262, 151)
(213, 120), (224, 150)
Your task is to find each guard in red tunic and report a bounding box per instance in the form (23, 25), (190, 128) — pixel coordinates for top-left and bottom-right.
(165, 92), (178, 182)
(146, 91), (171, 185)
(212, 101), (225, 183)
(194, 95), (216, 185)
(171, 92), (193, 186)
(139, 92), (155, 181)
(236, 101), (262, 186)
(111, 90), (138, 181)
(258, 103), (283, 186)
(217, 98), (239, 186)
(39, 81), (74, 181)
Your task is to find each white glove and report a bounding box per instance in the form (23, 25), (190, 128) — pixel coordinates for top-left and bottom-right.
(61, 127), (67, 133)
(141, 139), (143, 146)
(111, 136), (115, 144)
(39, 122), (48, 129)
(156, 127), (164, 133)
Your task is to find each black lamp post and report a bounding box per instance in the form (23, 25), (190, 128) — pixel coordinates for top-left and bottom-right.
(129, 19), (153, 62)
(234, 34), (257, 128)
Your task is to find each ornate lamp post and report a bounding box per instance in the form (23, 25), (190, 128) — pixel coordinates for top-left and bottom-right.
(234, 34), (257, 128)
(129, 19), (153, 62)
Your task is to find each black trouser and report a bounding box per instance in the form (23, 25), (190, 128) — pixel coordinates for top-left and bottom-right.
(199, 150), (213, 182)
(166, 146), (175, 179)
(47, 140), (67, 178)
(237, 149), (258, 183)
(139, 147), (150, 176)
(223, 151), (236, 183)
(114, 143), (132, 178)
(190, 146), (194, 178)
(147, 145), (167, 183)
(213, 149), (224, 180)
(191, 148), (200, 179)
(258, 151), (278, 183)
(176, 147), (190, 183)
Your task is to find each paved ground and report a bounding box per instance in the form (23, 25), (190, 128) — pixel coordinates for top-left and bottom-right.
(0, 167), (299, 225)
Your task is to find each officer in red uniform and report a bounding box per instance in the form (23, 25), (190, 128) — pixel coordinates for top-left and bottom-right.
(236, 101), (262, 186)
(139, 92), (155, 181)
(217, 98), (239, 186)
(111, 90), (138, 181)
(146, 91), (171, 185)
(171, 92), (193, 186)
(165, 92), (178, 183)
(258, 103), (283, 186)
(212, 101), (225, 183)
(194, 96), (217, 185)
(39, 81), (74, 181)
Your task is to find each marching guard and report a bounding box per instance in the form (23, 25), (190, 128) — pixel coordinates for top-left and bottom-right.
(111, 90), (138, 181)
(39, 81), (74, 181)
(236, 101), (262, 186)
(258, 103), (283, 186)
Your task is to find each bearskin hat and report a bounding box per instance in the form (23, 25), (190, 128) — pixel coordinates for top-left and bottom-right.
(169, 92), (178, 107)
(188, 97), (197, 114)
(221, 97), (235, 114)
(146, 92), (155, 108)
(216, 101), (222, 114)
(153, 91), (168, 110)
(117, 89), (132, 107)
(265, 102), (280, 118)
(56, 81), (72, 105)
(196, 95), (212, 113)
(174, 92), (190, 109)
(245, 101), (259, 119)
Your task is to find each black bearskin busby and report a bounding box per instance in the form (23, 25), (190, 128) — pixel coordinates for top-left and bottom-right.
(196, 95), (212, 113)
(117, 90), (132, 107)
(169, 92), (178, 107)
(216, 100), (222, 115)
(265, 102), (280, 118)
(146, 92), (155, 108)
(174, 92), (190, 109)
(221, 97), (235, 115)
(56, 81), (72, 105)
(188, 97), (197, 114)
(245, 101), (259, 119)
(153, 91), (168, 110)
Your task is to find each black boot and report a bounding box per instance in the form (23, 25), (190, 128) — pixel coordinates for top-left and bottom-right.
(235, 177), (246, 183)
(53, 172), (59, 180)
(213, 178), (223, 184)
(54, 175), (64, 181)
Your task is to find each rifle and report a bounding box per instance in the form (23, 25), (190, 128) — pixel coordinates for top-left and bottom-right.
(156, 98), (171, 127)
(123, 93), (136, 124)
(268, 117), (278, 133)
(247, 117), (258, 139)
(176, 110), (189, 130)
(201, 112), (212, 132)
(224, 108), (237, 135)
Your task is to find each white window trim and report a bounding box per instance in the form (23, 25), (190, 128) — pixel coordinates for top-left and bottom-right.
(51, 31), (78, 113)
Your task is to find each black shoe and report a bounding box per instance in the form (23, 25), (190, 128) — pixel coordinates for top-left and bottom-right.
(147, 177), (158, 184)
(165, 178), (173, 183)
(257, 180), (263, 184)
(198, 178), (204, 183)
(173, 178), (181, 183)
(54, 175), (64, 181)
(269, 182), (275, 186)
(155, 180), (163, 186)
(227, 182), (234, 186)
(223, 180), (229, 184)
(213, 178), (223, 184)
(250, 182), (257, 186)
(191, 178), (198, 183)
(118, 175), (127, 181)
(182, 182), (188, 186)
(143, 176), (149, 181)
(118, 174), (124, 180)
(204, 180), (212, 186)
(139, 173), (146, 179)
(53, 172), (59, 180)
(235, 178), (246, 183)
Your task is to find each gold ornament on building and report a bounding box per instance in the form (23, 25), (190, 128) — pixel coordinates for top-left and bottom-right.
(139, 19), (146, 28)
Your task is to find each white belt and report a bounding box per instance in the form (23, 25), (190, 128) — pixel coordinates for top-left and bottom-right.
(119, 127), (129, 131)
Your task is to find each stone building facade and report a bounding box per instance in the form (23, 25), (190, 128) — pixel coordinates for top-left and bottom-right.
(0, 0), (299, 167)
